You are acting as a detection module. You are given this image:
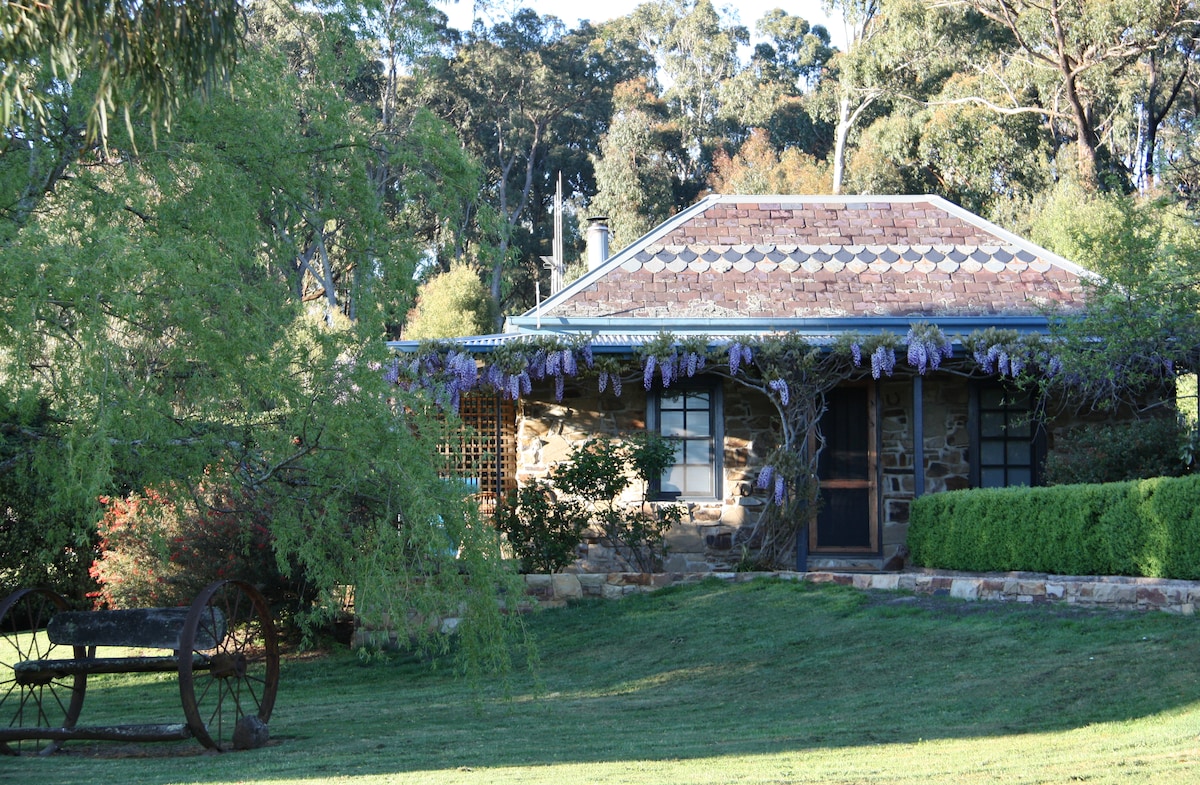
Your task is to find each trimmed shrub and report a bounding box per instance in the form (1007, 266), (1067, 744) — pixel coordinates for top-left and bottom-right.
(495, 484), (586, 574)
(497, 434), (683, 573)
(908, 475), (1200, 578)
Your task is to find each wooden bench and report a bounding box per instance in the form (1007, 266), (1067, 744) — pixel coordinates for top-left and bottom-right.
(0, 579), (279, 755)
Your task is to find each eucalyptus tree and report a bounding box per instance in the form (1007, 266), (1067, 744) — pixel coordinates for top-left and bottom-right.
(823, 0), (884, 193)
(709, 128), (832, 195)
(936, 0), (1200, 189)
(606, 0), (747, 201)
(591, 78), (679, 249)
(414, 10), (646, 320)
(716, 9), (835, 160)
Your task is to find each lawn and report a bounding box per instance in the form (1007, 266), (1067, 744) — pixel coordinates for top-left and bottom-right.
(7, 577), (1200, 784)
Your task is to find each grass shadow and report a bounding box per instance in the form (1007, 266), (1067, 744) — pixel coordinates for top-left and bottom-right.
(10, 578), (1200, 783)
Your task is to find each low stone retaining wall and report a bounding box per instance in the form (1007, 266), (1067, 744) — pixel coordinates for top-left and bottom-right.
(523, 569), (1200, 615)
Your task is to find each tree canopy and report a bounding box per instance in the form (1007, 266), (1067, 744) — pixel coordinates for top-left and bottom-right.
(5, 0), (1200, 667)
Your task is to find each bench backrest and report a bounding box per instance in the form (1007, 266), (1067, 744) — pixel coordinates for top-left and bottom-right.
(47, 608), (227, 650)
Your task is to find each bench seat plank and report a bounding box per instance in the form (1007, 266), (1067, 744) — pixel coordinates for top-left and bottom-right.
(14, 653), (211, 680)
(0, 723), (193, 743)
(47, 607), (225, 650)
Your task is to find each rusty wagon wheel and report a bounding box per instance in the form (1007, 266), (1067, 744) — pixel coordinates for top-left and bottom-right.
(0, 588), (87, 756)
(178, 580), (279, 751)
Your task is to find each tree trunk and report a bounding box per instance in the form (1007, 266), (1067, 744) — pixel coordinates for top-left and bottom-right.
(832, 95), (851, 195)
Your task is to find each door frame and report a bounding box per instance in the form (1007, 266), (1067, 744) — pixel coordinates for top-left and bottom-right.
(809, 383), (879, 554)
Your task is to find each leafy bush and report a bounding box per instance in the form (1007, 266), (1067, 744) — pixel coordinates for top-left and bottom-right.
(89, 471), (291, 609)
(404, 263), (496, 340)
(496, 484), (586, 573)
(1044, 416), (1191, 485)
(498, 433), (684, 573)
(908, 475), (1200, 578)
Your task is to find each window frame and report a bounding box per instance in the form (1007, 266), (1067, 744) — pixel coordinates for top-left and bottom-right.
(969, 382), (1045, 489)
(648, 380), (724, 502)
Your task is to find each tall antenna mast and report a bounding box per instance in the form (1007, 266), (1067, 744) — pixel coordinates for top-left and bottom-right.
(541, 172), (565, 295)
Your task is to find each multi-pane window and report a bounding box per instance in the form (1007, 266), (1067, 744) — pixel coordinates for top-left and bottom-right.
(973, 385), (1042, 488)
(653, 386), (721, 499)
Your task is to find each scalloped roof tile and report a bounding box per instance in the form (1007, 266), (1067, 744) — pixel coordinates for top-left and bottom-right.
(534, 195), (1091, 321)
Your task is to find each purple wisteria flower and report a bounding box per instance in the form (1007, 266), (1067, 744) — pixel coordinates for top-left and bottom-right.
(773, 475), (786, 505)
(449, 351), (477, 390)
(383, 358), (400, 385)
(768, 378), (790, 406)
(907, 340), (929, 374)
(850, 342), (862, 367)
(729, 342), (752, 375)
(660, 354), (676, 387)
(643, 354), (658, 390)
(905, 327), (953, 374)
(756, 465), (775, 490)
(870, 345), (896, 378)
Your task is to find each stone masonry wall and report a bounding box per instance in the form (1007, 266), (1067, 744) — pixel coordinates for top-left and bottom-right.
(515, 377), (779, 573)
(523, 570), (1200, 615)
(512, 374), (1126, 575)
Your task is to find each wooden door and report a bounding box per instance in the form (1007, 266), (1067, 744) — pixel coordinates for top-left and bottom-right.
(811, 386), (877, 552)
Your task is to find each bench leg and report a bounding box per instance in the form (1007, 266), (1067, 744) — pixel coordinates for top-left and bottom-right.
(0, 589), (87, 756)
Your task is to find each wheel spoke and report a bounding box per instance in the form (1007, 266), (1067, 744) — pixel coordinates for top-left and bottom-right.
(178, 581), (278, 750)
(0, 589), (85, 755)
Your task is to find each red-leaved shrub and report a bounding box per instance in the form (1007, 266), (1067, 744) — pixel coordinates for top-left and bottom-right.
(89, 472), (282, 609)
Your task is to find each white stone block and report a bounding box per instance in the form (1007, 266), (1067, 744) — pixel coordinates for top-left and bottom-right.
(950, 580), (980, 601)
(552, 573), (583, 600)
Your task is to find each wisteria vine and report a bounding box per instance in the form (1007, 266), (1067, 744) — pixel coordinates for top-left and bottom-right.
(394, 325), (1063, 415)
(394, 325), (1068, 569)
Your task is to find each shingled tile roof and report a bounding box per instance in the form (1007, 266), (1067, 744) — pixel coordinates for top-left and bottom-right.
(534, 195), (1090, 321)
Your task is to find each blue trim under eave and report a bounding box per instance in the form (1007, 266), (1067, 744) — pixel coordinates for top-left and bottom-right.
(506, 314), (1054, 335)
(387, 313), (1059, 354)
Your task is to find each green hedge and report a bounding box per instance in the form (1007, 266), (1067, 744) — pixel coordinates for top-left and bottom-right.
(907, 475), (1200, 578)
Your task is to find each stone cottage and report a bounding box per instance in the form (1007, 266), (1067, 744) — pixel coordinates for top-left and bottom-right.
(391, 194), (1096, 573)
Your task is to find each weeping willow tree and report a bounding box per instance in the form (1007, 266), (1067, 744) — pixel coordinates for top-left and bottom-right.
(0, 1), (528, 679)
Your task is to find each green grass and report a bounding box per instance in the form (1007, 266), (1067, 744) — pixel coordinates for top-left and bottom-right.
(9, 578), (1200, 784)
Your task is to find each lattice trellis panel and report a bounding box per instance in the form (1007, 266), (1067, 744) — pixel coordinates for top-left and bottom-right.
(444, 395), (516, 514)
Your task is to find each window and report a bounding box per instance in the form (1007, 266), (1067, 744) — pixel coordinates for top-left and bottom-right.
(971, 385), (1043, 488)
(445, 394), (517, 514)
(651, 384), (722, 499)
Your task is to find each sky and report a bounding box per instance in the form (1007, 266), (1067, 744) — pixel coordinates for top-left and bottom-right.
(435, 0), (848, 50)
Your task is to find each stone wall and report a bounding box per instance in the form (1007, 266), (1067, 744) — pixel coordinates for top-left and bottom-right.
(514, 377), (779, 573)
(523, 570), (1200, 615)
(510, 374), (1124, 576)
